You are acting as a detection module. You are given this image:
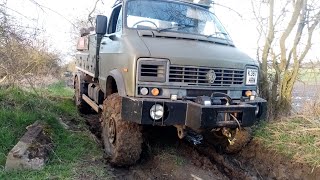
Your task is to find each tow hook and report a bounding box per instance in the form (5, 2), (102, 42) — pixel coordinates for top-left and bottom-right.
(222, 127), (236, 145)
(175, 125), (186, 139)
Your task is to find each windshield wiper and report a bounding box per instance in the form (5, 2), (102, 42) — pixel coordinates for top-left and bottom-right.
(206, 32), (229, 38)
(206, 32), (233, 46)
(157, 24), (195, 33)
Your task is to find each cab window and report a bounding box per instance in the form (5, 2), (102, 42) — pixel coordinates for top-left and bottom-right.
(108, 6), (122, 34)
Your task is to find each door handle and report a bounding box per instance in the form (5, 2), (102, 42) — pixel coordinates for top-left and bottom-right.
(101, 41), (107, 45)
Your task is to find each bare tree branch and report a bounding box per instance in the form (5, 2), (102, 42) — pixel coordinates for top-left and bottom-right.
(26, 0), (78, 28)
(286, 0), (307, 70)
(279, 0), (304, 70)
(88, 0), (101, 27)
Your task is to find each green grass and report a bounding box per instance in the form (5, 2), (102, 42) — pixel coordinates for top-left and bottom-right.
(44, 81), (74, 97)
(298, 68), (320, 83)
(153, 145), (187, 167)
(0, 82), (104, 179)
(254, 117), (320, 168)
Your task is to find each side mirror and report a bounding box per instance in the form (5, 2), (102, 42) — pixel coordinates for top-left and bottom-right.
(96, 15), (108, 35)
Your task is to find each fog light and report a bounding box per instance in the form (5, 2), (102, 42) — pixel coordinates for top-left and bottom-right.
(140, 87), (149, 95)
(151, 88), (160, 96)
(171, 94), (178, 101)
(150, 104), (164, 120)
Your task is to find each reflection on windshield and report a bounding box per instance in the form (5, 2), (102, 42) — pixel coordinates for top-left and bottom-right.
(126, 0), (231, 41)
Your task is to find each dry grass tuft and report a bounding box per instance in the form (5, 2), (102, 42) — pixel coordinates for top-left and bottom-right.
(255, 96), (320, 168)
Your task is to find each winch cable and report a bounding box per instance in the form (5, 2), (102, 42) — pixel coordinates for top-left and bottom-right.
(230, 114), (241, 129)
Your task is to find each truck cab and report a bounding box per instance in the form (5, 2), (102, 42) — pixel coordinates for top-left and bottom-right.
(75, 0), (267, 166)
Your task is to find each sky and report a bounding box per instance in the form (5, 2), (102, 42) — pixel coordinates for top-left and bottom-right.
(6, 0), (114, 62)
(5, 0), (320, 63)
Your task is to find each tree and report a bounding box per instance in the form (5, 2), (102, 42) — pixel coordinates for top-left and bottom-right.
(0, 1), (61, 85)
(253, 0), (320, 117)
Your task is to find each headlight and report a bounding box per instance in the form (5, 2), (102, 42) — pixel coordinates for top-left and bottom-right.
(140, 87), (149, 95)
(246, 68), (258, 85)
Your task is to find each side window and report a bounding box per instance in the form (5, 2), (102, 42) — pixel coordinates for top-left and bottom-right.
(116, 9), (122, 32)
(108, 6), (122, 34)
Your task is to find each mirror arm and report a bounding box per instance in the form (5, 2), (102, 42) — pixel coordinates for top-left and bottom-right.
(109, 34), (117, 41)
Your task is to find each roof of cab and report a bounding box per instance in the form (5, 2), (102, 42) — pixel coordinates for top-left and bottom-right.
(113, 0), (211, 9)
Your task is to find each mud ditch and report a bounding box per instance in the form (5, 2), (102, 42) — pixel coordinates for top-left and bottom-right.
(83, 114), (319, 180)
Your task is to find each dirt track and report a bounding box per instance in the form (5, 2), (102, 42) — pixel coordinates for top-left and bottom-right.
(82, 115), (320, 180)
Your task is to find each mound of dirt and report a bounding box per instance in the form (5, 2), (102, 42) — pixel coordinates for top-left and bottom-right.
(232, 139), (320, 180)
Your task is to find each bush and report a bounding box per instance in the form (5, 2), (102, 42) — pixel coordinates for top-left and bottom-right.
(0, 8), (61, 85)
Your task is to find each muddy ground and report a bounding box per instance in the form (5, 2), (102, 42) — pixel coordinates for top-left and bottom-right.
(62, 78), (320, 179)
(76, 114), (320, 180)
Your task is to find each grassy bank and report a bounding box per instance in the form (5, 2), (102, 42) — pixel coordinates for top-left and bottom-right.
(254, 116), (320, 168)
(0, 82), (105, 179)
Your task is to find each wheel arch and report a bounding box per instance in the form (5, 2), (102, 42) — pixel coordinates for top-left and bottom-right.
(106, 69), (126, 98)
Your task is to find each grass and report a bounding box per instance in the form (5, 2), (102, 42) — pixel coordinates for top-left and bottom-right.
(298, 68), (320, 83)
(0, 81), (106, 179)
(153, 145), (187, 167)
(44, 81), (74, 97)
(254, 116), (320, 168)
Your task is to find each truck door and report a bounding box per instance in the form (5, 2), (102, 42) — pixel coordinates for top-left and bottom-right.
(98, 5), (123, 80)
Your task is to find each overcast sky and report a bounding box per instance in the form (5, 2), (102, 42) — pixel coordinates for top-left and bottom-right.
(5, 0), (319, 63)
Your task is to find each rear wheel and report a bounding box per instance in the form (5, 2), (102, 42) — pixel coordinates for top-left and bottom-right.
(74, 76), (89, 114)
(101, 93), (142, 166)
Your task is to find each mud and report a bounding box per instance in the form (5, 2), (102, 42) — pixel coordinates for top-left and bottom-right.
(80, 114), (320, 180)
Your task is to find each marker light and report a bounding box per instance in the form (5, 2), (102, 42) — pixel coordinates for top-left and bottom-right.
(245, 90), (252, 97)
(151, 88), (160, 96)
(171, 94), (178, 101)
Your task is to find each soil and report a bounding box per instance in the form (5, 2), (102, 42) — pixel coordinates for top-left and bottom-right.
(81, 114), (320, 180)
(65, 77), (320, 180)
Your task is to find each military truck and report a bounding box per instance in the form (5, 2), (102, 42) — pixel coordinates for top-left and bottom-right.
(74, 0), (267, 166)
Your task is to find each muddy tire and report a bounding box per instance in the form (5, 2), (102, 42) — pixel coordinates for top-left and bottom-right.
(74, 76), (89, 114)
(101, 93), (142, 166)
(223, 128), (252, 154)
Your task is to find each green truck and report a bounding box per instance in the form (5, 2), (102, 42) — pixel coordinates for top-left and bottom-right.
(74, 0), (267, 166)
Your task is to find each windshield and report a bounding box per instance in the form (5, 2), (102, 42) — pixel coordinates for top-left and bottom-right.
(126, 0), (232, 41)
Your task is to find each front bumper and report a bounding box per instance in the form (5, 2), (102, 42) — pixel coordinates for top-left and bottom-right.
(121, 97), (267, 130)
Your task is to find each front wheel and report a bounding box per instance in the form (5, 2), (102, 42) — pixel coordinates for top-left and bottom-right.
(101, 93), (142, 166)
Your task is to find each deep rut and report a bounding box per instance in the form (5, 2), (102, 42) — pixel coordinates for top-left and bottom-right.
(186, 142), (257, 180)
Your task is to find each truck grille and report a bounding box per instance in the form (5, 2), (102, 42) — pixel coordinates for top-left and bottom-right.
(169, 65), (244, 86)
